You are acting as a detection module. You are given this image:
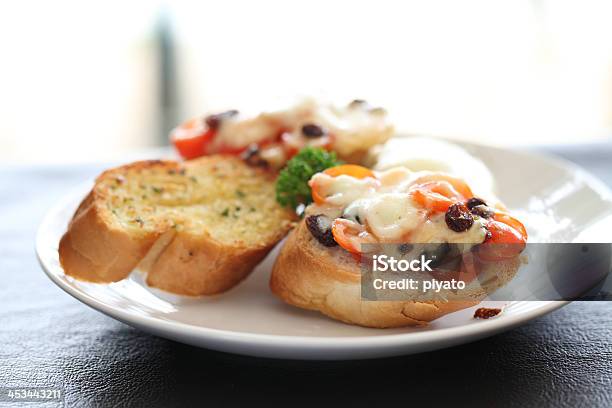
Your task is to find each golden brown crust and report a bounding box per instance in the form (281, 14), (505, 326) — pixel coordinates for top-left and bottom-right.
(59, 192), (159, 283)
(59, 156), (295, 296)
(270, 219), (520, 328)
(144, 226), (287, 296)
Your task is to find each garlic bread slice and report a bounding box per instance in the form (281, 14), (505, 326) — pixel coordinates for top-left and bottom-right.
(59, 156), (295, 295)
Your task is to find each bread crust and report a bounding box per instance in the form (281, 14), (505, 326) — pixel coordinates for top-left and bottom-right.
(59, 156), (294, 296)
(59, 191), (160, 283)
(144, 226), (286, 296)
(270, 219), (520, 328)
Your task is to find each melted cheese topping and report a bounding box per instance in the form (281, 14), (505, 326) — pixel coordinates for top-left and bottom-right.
(309, 167), (487, 245)
(309, 174), (379, 207)
(211, 115), (281, 149)
(410, 215), (488, 244)
(357, 193), (425, 240)
(305, 102), (393, 156)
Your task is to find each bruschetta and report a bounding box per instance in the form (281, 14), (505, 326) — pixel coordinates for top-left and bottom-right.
(270, 165), (527, 328)
(170, 99), (394, 168)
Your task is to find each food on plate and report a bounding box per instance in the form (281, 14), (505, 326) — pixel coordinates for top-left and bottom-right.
(473, 307), (502, 319)
(270, 165), (527, 328)
(58, 94), (523, 326)
(368, 136), (495, 196)
(275, 146), (340, 210)
(170, 99), (394, 169)
(59, 156), (296, 296)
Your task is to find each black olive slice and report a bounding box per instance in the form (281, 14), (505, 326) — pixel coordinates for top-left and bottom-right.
(466, 197), (487, 210)
(205, 110), (239, 130)
(301, 124), (326, 138)
(305, 214), (337, 247)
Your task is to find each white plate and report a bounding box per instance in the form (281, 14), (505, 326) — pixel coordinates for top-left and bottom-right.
(36, 143), (612, 360)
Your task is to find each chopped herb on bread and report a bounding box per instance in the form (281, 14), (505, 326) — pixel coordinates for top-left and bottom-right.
(59, 155), (296, 296)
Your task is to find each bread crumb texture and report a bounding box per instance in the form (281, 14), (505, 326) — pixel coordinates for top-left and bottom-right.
(97, 156), (292, 247)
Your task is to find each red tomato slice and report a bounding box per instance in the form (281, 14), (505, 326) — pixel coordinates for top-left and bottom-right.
(494, 212), (528, 240)
(331, 219), (361, 254)
(412, 174), (473, 200)
(411, 188), (455, 213)
(170, 118), (216, 160)
(410, 181), (463, 213)
(477, 220), (527, 261)
(331, 218), (377, 255)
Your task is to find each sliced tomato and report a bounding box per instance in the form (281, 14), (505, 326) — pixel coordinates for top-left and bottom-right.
(311, 165), (376, 205)
(331, 219), (362, 253)
(330, 218), (378, 255)
(412, 173), (473, 200)
(477, 220), (527, 261)
(170, 118), (216, 160)
(410, 180), (463, 213)
(494, 212), (528, 240)
(411, 188), (454, 213)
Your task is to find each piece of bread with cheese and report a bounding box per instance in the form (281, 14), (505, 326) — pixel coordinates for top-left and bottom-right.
(59, 156), (296, 296)
(270, 165), (525, 328)
(270, 218), (520, 328)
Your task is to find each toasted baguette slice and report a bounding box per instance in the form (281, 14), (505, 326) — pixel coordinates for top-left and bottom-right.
(270, 219), (520, 328)
(60, 156), (296, 296)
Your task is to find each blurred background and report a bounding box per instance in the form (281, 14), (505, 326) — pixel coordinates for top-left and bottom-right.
(1, 0), (611, 164)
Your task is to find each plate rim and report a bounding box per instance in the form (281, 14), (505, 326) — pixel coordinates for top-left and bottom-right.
(38, 242), (568, 348)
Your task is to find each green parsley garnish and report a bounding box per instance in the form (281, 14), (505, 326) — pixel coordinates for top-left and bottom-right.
(275, 147), (340, 210)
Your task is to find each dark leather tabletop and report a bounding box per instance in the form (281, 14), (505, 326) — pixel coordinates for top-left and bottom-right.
(1, 145), (611, 408)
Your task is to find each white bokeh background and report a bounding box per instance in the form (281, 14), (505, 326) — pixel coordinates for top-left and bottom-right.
(1, 0), (611, 163)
